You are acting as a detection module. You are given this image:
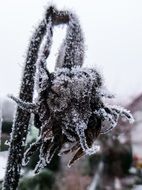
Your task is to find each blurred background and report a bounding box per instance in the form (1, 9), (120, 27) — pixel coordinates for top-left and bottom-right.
(0, 0), (142, 189)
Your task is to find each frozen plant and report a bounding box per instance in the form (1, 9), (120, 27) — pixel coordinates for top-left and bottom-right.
(8, 6), (134, 175)
(2, 6), (69, 190)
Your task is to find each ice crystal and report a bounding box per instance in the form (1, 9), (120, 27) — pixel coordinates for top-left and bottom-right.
(55, 13), (84, 69)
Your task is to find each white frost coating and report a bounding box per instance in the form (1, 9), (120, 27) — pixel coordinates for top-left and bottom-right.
(71, 110), (99, 154)
(73, 111), (100, 155)
(36, 17), (53, 94)
(94, 108), (117, 127)
(10, 61), (134, 167)
(85, 145), (100, 155)
(109, 104), (135, 124)
(48, 66), (101, 115)
(76, 125), (100, 155)
(8, 94), (37, 113)
(55, 13), (84, 69)
(46, 147), (56, 164)
(94, 103), (134, 134)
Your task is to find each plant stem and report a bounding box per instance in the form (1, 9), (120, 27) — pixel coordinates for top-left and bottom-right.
(2, 7), (69, 190)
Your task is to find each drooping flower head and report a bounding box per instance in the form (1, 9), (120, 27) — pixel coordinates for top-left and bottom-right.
(9, 6), (134, 172)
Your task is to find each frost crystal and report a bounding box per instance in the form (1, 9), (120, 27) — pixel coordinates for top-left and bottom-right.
(56, 13), (84, 69)
(8, 6), (134, 174)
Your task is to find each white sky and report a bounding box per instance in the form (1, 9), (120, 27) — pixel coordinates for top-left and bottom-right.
(0, 0), (142, 103)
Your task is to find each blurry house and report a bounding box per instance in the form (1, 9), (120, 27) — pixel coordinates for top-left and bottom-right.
(114, 93), (142, 158)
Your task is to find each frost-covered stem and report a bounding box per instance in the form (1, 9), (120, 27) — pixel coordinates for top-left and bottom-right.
(56, 13), (84, 69)
(2, 7), (70, 190)
(2, 21), (47, 190)
(37, 16), (53, 89)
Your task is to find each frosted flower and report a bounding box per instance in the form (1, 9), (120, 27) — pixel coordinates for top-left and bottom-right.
(9, 8), (134, 172)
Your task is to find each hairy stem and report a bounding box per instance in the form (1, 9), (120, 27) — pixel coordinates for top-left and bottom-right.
(2, 6), (70, 190)
(2, 20), (47, 190)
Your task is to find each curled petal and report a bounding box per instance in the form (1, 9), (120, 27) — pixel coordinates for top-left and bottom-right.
(23, 138), (42, 166)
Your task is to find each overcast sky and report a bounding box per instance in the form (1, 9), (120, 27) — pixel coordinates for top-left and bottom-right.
(0, 0), (142, 103)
